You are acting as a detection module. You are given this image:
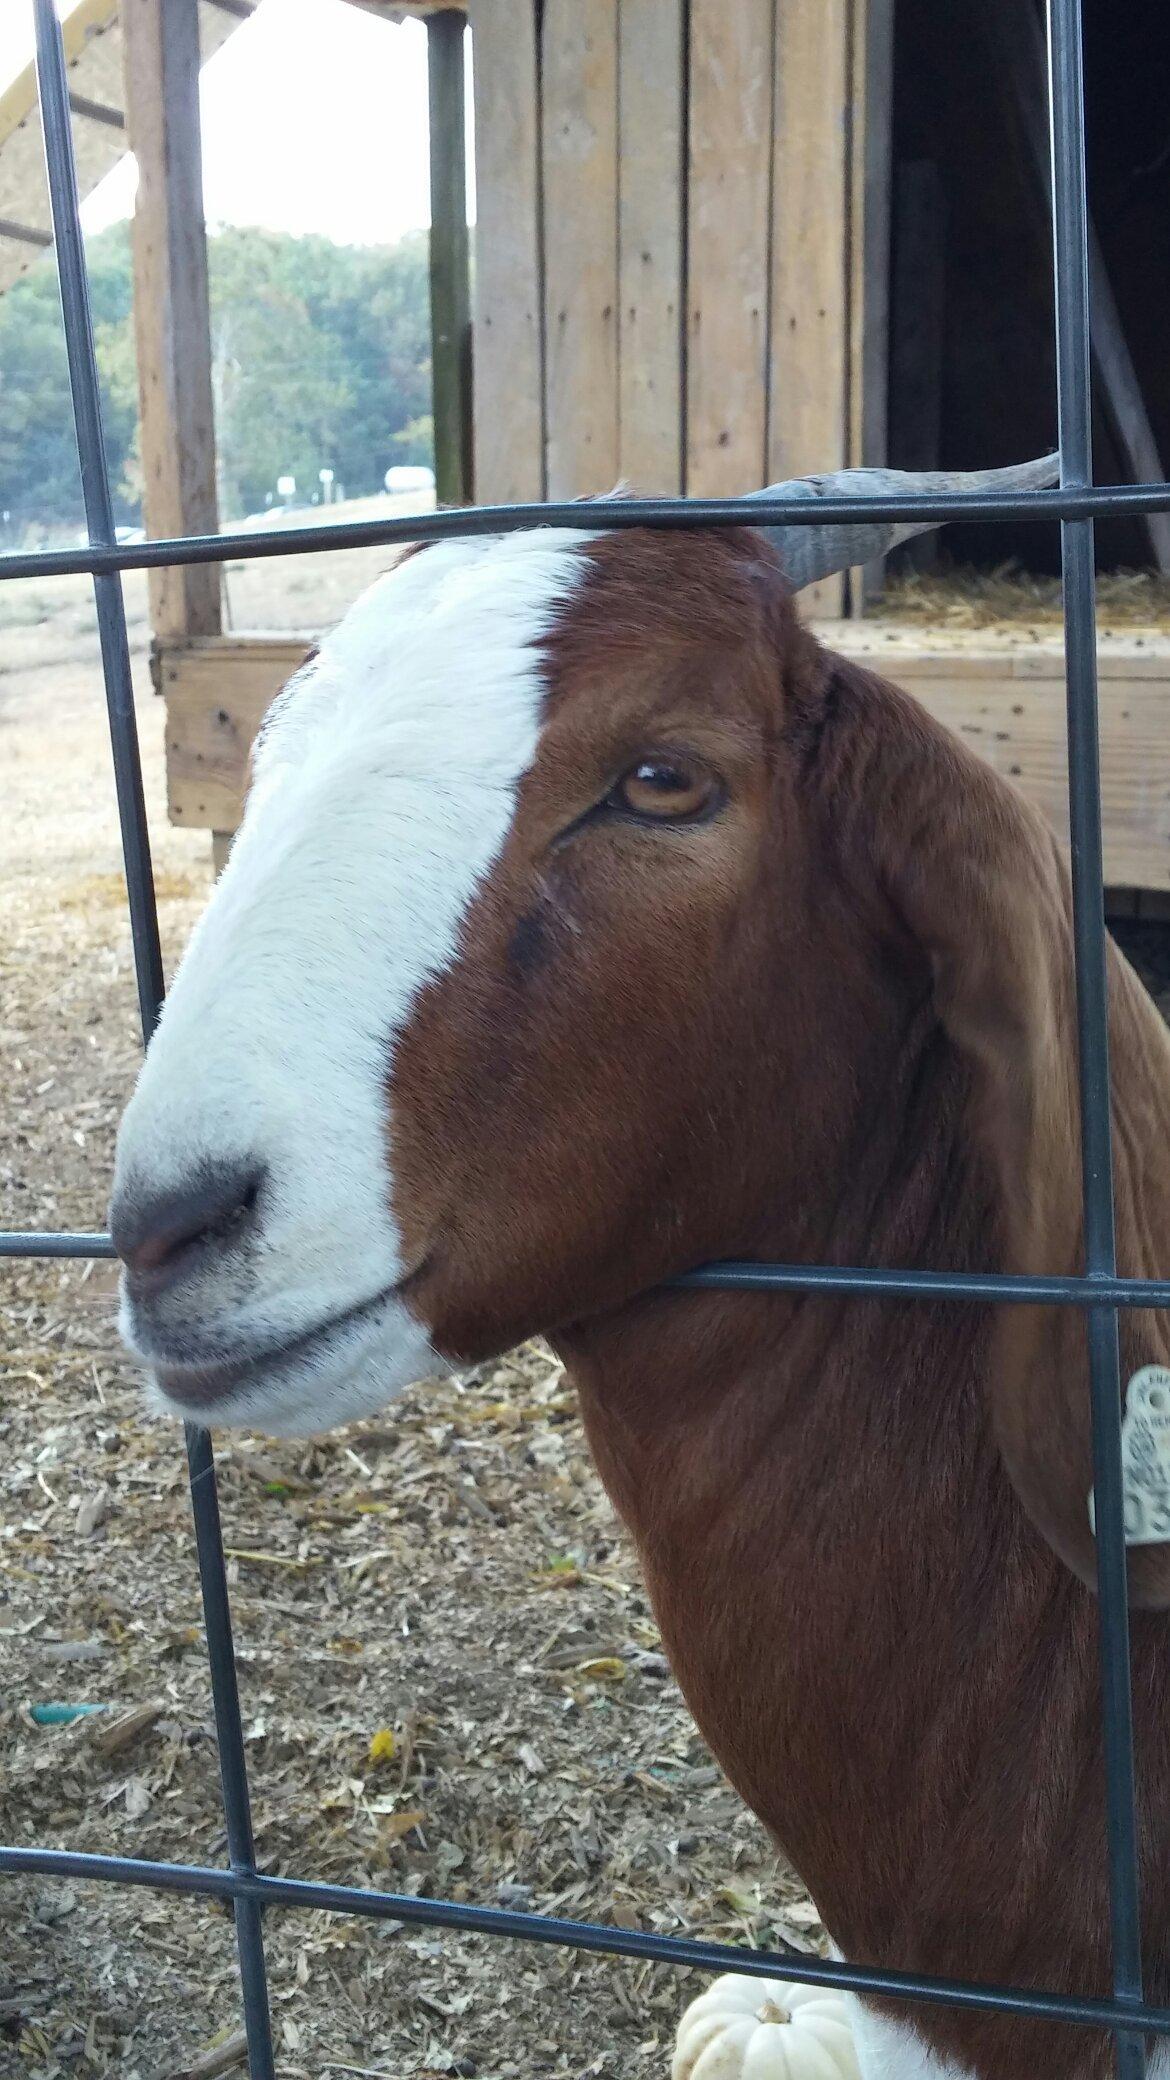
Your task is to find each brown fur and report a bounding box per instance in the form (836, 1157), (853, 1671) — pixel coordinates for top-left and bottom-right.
(389, 528), (1170, 2078)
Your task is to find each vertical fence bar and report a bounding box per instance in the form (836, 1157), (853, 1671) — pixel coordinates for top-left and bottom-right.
(30, 7), (275, 2076)
(1046, 2), (1146, 2074)
(31, 0), (163, 1039)
(186, 1428), (277, 2077)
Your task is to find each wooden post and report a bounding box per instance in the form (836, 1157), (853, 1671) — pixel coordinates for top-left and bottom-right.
(848, 0), (894, 608)
(468, 0), (544, 504)
(120, 0), (220, 641)
(427, 10), (472, 506)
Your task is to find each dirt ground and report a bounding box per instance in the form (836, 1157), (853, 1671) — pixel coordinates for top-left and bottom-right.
(4, 550), (1169, 2080)
(0, 547), (815, 2080)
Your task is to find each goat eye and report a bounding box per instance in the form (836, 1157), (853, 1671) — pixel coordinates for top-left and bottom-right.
(611, 758), (717, 822)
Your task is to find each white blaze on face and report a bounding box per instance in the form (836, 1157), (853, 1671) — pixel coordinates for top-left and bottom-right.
(114, 528), (597, 1434)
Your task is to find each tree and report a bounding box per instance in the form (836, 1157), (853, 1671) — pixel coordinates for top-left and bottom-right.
(206, 227), (432, 517)
(0, 222), (433, 533)
(0, 223), (136, 535)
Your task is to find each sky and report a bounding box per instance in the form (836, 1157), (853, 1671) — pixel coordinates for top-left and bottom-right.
(2, 0), (474, 245)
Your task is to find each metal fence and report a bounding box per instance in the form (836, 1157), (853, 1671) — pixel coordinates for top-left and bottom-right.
(3, 1), (1170, 2074)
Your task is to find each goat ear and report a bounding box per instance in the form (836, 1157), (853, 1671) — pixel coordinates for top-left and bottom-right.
(826, 655), (1170, 1607)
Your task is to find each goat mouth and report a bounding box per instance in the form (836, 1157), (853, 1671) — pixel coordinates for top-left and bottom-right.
(150, 1268), (426, 1412)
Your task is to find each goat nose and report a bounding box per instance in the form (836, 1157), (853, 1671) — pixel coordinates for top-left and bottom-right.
(111, 1163), (263, 1292)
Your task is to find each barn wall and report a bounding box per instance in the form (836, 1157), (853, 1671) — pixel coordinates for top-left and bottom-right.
(468, 0), (889, 611)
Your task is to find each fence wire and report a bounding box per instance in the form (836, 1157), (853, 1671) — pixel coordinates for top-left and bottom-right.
(2, 0), (1170, 2074)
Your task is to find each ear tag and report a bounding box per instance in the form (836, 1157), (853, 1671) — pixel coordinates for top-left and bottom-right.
(1089, 1365), (1170, 1547)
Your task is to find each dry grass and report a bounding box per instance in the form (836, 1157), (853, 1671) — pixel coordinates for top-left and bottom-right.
(873, 563), (1170, 629)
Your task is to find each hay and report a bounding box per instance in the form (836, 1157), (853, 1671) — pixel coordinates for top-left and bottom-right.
(873, 563), (1170, 629)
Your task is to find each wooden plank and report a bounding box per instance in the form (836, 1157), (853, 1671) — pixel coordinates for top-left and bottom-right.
(832, 640), (1170, 891)
(541, 0), (619, 499)
(686, 0), (773, 498)
(848, 0), (894, 607)
(427, 11), (472, 503)
(616, 0), (685, 493)
(769, 0), (851, 615)
(162, 639), (311, 831)
(121, 0), (221, 641)
(467, 0), (544, 503)
(165, 631), (1170, 893)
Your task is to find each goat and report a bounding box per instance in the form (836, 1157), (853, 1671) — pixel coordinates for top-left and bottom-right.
(111, 458), (1170, 2080)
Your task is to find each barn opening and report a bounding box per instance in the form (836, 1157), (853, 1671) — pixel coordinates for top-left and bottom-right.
(889, 0), (1170, 574)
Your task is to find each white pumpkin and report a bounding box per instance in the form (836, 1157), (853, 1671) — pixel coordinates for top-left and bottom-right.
(672, 1973), (861, 2080)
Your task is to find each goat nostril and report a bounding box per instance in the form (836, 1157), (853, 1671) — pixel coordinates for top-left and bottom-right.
(111, 1164), (264, 1288)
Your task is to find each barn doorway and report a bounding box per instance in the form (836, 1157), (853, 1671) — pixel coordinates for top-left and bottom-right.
(888, 0), (1170, 574)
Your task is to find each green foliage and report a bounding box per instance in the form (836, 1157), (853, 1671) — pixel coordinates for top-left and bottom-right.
(392, 414), (435, 465)
(0, 222), (433, 535)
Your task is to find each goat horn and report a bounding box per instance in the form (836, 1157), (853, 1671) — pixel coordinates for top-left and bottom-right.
(750, 454), (1061, 589)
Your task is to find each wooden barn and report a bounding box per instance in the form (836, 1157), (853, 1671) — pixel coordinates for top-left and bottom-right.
(4, 0), (1169, 894)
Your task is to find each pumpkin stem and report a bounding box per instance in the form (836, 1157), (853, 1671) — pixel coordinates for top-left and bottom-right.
(756, 1998), (792, 2025)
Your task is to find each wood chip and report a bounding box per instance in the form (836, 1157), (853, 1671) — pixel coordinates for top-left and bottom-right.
(145, 2028), (248, 2080)
(123, 1775), (152, 1818)
(93, 1700), (162, 1759)
(234, 1451), (312, 1494)
(40, 1637), (106, 1663)
(75, 1484), (112, 1535)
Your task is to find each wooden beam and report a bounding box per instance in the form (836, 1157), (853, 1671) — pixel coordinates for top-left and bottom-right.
(427, 10), (472, 503)
(67, 92), (125, 130)
(121, 0), (221, 640)
(616, 0), (685, 494)
(467, 0), (544, 503)
(541, 0), (619, 498)
(848, 0), (893, 474)
(0, 218), (52, 248)
(686, 0), (773, 497)
(162, 637), (312, 832)
(848, 0), (894, 607)
(769, 0), (852, 614)
(162, 628), (1170, 894)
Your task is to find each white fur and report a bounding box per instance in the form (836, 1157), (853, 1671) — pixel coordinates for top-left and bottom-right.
(849, 1993), (1170, 2078)
(115, 528), (597, 1433)
(848, 2003), (976, 2079)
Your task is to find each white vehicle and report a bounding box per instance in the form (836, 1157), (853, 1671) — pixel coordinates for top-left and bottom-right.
(383, 465), (435, 494)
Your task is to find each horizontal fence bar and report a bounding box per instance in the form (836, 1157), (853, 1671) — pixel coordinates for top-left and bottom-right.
(675, 1262), (1170, 1307)
(0, 1231), (116, 1259)
(5, 1231), (1170, 1308)
(1, 1844), (1168, 2040)
(4, 480), (1170, 583)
